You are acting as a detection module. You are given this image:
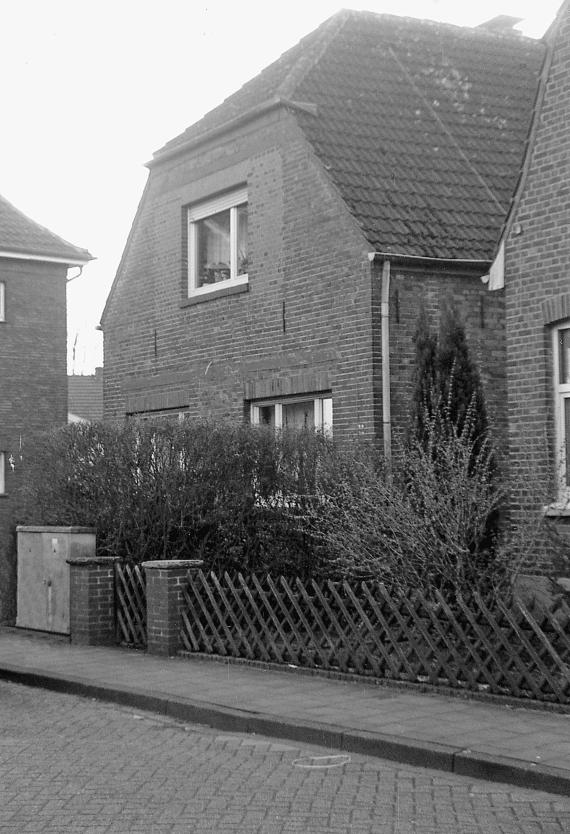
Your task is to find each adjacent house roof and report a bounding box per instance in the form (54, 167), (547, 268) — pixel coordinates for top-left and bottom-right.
(0, 193), (92, 265)
(153, 10), (545, 262)
(68, 368), (104, 423)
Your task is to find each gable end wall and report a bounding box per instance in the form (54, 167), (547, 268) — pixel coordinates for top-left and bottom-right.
(103, 112), (377, 441)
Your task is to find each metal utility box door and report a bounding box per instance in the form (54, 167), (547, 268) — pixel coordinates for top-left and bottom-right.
(16, 526), (96, 634)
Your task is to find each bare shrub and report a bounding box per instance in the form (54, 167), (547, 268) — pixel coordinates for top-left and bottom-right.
(16, 419), (332, 578)
(304, 408), (509, 596)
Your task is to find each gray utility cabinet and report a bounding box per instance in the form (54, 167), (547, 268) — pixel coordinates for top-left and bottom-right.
(16, 526), (96, 634)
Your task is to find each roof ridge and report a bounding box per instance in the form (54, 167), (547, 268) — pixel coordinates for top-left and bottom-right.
(276, 10), (351, 100)
(349, 8), (539, 40)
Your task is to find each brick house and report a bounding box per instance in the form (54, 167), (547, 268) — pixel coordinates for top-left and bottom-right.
(101, 11), (543, 453)
(497, 0), (570, 562)
(0, 193), (91, 621)
(68, 367), (104, 423)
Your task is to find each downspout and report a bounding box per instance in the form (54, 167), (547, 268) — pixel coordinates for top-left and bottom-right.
(380, 258), (392, 466)
(369, 253), (392, 464)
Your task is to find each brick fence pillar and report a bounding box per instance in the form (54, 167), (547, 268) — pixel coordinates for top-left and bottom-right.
(142, 560), (203, 656)
(66, 556), (118, 645)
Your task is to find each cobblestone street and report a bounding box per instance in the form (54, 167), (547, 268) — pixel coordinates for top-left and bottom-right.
(1, 681), (569, 833)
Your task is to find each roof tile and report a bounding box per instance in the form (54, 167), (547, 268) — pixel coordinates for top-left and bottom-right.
(155, 11), (545, 261)
(0, 193), (92, 263)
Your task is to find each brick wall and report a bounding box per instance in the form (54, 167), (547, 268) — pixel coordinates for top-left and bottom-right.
(103, 107), (506, 458)
(103, 110), (375, 442)
(0, 259), (68, 621)
(380, 264), (506, 452)
(504, 6), (570, 566)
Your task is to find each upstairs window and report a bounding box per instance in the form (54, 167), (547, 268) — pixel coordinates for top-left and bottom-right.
(553, 323), (570, 494)
(0, 282), (5, 321)
(187, 188), (248, 296)
(0, 452), (5, 494)
(251, 395), (333, 436)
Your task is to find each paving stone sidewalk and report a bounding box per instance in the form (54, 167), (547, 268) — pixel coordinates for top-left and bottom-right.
(0, 626), (569, 796)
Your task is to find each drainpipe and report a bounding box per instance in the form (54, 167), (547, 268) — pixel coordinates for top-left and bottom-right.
(381, 259), (392, 466)
(368, 254), (392, 465)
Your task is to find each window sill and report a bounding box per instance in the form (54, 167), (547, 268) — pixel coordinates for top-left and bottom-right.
(543, 502), (570, 517)
(182, 282), (249, 307)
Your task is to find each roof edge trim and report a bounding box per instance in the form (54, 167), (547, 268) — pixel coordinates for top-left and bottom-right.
(100, 177), (151, 328)
(368, 251), (491, 269)
(491, 0), (565, 261)
(0, 248), (93, 266)
(148, 96), (316, 168)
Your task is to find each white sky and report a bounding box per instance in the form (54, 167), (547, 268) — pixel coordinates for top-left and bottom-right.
(0, 0), (562, 374)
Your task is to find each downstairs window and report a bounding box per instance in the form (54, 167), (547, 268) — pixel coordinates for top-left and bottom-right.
(553, 322), (570, 496)
(250, 395), (332, 436)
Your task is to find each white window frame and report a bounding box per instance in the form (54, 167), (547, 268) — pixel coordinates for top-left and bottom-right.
(0, 281), (5, 322)
(0, 452), (5, 495)
(552, 322), (570, 497)
(187, 188), (248, 297)
(251, 395), (333, 436)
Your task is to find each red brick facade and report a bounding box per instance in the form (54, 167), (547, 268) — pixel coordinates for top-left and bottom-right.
(0, 259), (68, 621)
(504, 3), (570, 561)
(384, 265), (506, 449)
(104, 114), (370, 436)
(67, 555), (116, 646)
(103, 111), (504, 452)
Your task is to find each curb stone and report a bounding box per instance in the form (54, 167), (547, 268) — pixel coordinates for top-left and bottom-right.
(1, 662), (569, 797)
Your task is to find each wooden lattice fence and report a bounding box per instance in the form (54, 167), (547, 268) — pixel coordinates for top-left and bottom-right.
(181, 570), (570, 704)
(115, 562), (146, 647)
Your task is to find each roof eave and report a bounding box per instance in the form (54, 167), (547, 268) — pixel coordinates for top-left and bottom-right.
(368, 251), (492, 271)
(0, 248), (93, 267)
(147, 97), (317, 168)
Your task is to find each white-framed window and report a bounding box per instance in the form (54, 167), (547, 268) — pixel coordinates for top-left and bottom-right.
(251, 395), (333, 436)
(553, 322), (570, 495)
(0, 282), (5, 322)
(0, 452), (5, 494)
(187, 188), (248, 297)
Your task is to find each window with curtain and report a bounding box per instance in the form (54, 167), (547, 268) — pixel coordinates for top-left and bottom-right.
(187, 189), (248, 296)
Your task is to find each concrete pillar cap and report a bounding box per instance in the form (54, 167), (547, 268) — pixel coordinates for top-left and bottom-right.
(141, 559), (204, 570)
(17, 525), (97, 534)
(66, 555), (120, 566)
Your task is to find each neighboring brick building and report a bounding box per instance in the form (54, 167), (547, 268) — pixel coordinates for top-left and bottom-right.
(101, 12), (543, 452)
(498, 0), (570, 562)
(68, 367), (104, 423)
(0, 194), (91, 621)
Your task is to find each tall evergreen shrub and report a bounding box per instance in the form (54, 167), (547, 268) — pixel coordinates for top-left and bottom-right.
(410, 299), (499, 564)
(411, 301), (488, 447)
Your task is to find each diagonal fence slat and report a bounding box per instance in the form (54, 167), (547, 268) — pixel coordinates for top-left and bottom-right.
(434, 591), (503, 693)
(492, 595), (567, 702)
(359, 583), (418, 680)
(181, 572), (220, 654)
(262, 573), (304, 663)
(171, 569), (570, 705)
(516, 598), (570, 676)
(237, 573), (285, 662)
(341, 582), (398, 677)
(248, 574), (291, 664)
(115, 562), (146, 647)
(473, 593), (547, 699)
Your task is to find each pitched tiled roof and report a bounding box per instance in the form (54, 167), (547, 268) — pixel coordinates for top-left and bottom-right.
(155, 11), (545, 262)
(0, 193), (92, 263)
